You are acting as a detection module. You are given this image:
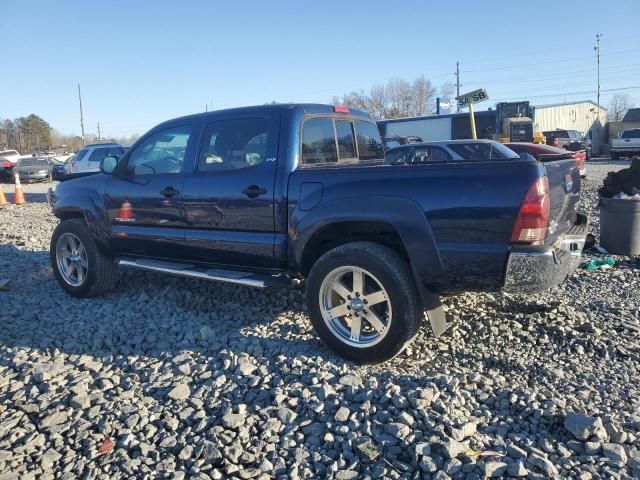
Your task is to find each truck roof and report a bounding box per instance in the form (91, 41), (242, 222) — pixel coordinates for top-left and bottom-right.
(155, 103), (372, 130)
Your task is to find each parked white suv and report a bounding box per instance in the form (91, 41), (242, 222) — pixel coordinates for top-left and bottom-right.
(66, 143), (126, 174)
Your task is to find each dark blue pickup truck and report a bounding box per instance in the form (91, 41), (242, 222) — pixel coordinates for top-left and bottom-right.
(49, 104), (587, 363)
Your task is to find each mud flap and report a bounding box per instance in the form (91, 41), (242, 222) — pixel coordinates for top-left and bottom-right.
(418, 283), (448, 338)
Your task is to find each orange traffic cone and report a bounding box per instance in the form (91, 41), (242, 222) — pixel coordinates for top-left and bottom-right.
(0, 185), (6, 205)
(13, 173), (26, 205)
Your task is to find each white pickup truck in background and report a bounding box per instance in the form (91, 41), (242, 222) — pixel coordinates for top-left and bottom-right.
(611, 129), (640, 159)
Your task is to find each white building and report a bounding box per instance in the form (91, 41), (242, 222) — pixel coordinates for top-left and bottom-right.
(534, 100), (607, 154)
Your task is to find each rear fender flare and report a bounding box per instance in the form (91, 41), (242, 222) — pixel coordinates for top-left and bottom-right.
(290, 195), (449, 293)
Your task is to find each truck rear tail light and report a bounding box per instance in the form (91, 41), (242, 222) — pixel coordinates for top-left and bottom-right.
(334, 106), (350, 113)
(1, 161), (11, 169)
(511, 176), (550, 243)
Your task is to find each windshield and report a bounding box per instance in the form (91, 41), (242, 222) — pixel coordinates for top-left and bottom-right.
(448, 142), (519, 160)
(17, 159), (48, 167)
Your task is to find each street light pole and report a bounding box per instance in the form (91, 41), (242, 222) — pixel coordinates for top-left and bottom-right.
(595, 34), (603, 113)
(78, 83), (85, 145)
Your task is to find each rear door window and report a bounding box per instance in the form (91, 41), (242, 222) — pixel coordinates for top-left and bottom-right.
(198, 118), (268, 171)
(88, 147), (125, 163)
(302, 118), (338, 165)
(88, 148), (109, 162)
(355, 120), (384, 161)
(413, 146), (451, 163)
(74, 149), (89, 162)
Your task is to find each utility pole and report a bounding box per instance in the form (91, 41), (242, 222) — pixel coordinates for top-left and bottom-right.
(97, 122), (101, 141)
(77, 83), (85, 145)
(455, 61), (461, 113)
(594, 34), (603, 115)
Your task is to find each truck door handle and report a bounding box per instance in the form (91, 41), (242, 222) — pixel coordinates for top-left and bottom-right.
(243, 185), (267, 198)
(161, 186), (179, 198)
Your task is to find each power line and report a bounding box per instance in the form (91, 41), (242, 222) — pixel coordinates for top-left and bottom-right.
(490, 85), (640, 103)
(460, 48), (640, 73)
(462, 63), (640, 86)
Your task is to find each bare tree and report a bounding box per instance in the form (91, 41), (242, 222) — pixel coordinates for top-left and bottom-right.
(607, 94), (635, 122)
(331, 76), (443, 120)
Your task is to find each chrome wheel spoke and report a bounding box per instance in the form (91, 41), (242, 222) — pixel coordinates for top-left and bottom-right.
(363, 290), (386, 306)
(350, 315), (362, 341)
(76, 265), (85, 283)
(327, 303), (350, 319)
(352, 270), (364, 295)
(331, 281), (351, 300)
(362, 308), (386, 333)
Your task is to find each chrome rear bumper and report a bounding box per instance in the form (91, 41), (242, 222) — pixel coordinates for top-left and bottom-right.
(503, 214), (587, 294)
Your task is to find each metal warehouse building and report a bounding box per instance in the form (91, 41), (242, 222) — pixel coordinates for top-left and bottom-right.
(378, 99), (609, 154)
(533, 100), (607, 154)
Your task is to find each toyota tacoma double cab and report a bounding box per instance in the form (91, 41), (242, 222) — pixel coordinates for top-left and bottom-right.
(49, 104), (587, 363)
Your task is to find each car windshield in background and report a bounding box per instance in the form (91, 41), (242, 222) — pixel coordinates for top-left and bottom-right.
(448, 142), (518, 160)
(621, 130), (640, 139)
(17, 159), (48, 167)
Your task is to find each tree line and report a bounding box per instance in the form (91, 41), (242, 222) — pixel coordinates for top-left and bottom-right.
(331, 76), (455, 120)
(0, 114), (139, 154)
(1, 115), (53, 153)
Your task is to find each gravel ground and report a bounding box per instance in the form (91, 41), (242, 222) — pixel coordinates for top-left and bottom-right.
(1, 161), (639, 480)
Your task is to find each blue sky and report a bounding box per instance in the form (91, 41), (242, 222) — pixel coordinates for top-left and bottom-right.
(1, 0), (639, 138)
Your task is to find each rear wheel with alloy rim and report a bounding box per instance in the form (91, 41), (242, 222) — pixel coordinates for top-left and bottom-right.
(306, 241), (422, 363)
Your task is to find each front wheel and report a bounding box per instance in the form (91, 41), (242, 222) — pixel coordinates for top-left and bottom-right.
(50, 219), (118, 298)
(305, 242), (423, 363)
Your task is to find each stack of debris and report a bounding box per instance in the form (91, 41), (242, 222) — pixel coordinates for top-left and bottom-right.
(599, 159), (640, 198)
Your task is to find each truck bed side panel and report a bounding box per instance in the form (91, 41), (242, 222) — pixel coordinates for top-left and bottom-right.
(288, 160), (543, 293)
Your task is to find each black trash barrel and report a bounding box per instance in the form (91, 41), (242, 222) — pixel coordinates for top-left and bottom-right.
(599, 197), (640, 255)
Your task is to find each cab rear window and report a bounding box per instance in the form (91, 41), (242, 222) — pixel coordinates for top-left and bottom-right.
(621, 130), (640, 139)
(301, 118), (383, 166)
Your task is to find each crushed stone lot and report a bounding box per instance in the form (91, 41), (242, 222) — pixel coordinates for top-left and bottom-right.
(1, 162), (639, 480)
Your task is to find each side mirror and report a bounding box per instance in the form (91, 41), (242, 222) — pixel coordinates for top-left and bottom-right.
(100, 155), (118, 174)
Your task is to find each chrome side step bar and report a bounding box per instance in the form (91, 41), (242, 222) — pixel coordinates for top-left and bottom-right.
(117, 258), (289, 289)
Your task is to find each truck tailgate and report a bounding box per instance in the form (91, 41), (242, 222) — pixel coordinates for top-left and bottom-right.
(542, 157), (581, 244)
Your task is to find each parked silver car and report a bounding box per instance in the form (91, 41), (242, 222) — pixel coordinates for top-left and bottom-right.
(385, 139), (520, 164)
(13, 157), (53, 183)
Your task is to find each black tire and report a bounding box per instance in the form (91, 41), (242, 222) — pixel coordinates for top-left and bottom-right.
(305, 242), (422, 363)
(50, 218), (118, 298)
